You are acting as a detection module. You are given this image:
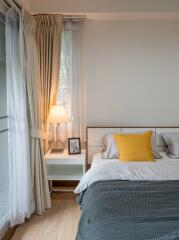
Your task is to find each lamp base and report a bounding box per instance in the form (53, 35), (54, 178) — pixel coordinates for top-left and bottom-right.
(50, 148), (64, 154)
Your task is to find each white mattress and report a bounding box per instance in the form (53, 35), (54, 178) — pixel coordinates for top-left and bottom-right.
(75, 152), (179, 193)
(91, 152), (172, 168)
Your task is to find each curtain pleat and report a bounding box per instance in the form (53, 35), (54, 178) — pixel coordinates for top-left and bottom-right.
(35, 14), (62, 151)
(23, 10), (51, 215)
(4, 6), (62, 224)
(6, 7), (34, 227)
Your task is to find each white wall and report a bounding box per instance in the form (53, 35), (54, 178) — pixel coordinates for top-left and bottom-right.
(84, 20), (179, 126)
(25, 0), (179, 127)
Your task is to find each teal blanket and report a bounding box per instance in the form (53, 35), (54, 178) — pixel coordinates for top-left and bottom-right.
(76, 180), (179, 240)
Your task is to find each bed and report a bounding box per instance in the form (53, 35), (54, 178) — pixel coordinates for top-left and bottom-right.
(75, 127), (179, 240)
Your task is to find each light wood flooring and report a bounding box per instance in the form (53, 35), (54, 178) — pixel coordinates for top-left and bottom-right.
(11, 193), (80, 240)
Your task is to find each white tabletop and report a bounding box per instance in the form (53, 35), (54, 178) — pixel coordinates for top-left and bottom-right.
(44, 149), (86, 165)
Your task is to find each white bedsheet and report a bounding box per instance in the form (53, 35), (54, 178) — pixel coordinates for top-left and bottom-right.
(91, 152), (170, 167)
(75, 153), (179, 194)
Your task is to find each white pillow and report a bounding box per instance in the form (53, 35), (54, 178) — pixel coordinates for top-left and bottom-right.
(101, 133), (118, 159)
(161, 132), (179, 158)
(101, 132), (162, 159)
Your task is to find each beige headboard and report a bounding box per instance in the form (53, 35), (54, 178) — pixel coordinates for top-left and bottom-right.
(86, 126), (179, 165)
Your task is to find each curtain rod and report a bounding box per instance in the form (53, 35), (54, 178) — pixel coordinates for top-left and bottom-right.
(13, 0), (21, 9)
(63, 15), (86, 20)
(3, 0), (21, 14)
(4, 0), (21, 9)
(33, 13), (86, 20)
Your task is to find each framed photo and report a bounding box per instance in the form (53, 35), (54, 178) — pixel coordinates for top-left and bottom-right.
(68, 138), (81, 155)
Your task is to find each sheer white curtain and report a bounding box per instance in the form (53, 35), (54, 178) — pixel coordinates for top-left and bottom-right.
(58, 20), (85, 144)
(6, 8), (34, 227)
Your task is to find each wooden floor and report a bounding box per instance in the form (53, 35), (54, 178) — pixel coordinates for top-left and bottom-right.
(11, 193), (80, 240)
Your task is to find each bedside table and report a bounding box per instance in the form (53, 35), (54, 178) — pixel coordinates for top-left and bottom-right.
(44, 149), (86, 191)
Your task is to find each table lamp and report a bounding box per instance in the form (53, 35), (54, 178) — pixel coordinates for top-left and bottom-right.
(49, 104), (68, 153)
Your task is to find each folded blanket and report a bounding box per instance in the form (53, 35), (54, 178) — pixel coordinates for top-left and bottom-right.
(75, 160), (179, 194)
(154, 231), (179, 240)
(76, 180), (179, 240)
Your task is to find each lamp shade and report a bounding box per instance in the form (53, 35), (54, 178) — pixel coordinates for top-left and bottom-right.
(49, 104), (68, 124)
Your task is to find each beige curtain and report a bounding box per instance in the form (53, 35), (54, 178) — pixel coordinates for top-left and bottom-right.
(23, 11), (51, 215)
(35, 14), (62, 151)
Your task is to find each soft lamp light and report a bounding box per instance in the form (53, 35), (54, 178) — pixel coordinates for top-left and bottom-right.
(49, 104), (68, 124)
(49, 104), (68, 152)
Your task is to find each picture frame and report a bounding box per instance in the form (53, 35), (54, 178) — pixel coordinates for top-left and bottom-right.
(68, 138), (81, 155)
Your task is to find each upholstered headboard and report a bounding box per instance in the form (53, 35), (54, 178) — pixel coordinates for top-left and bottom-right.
(86, 127), (179, 165)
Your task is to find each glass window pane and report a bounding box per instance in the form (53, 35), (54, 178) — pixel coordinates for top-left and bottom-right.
(0, 14), (9, 232)
(58, 31), (72, 108)
(0, 19), (6, 117)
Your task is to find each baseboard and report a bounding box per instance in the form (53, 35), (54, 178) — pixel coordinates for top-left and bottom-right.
(2, 225), (17, 240)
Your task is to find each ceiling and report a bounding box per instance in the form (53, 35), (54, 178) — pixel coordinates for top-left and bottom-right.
(19, 0), (179, 20)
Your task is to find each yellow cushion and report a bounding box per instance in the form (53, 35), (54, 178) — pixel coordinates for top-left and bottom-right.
(113, 131), (154, 162)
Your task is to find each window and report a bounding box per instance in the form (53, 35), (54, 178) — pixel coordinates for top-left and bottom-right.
(0, 13), (6, 117)
(58, 30), (72, 118)
(57, 21), (85, 140)
(0, 11), (10, 232)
